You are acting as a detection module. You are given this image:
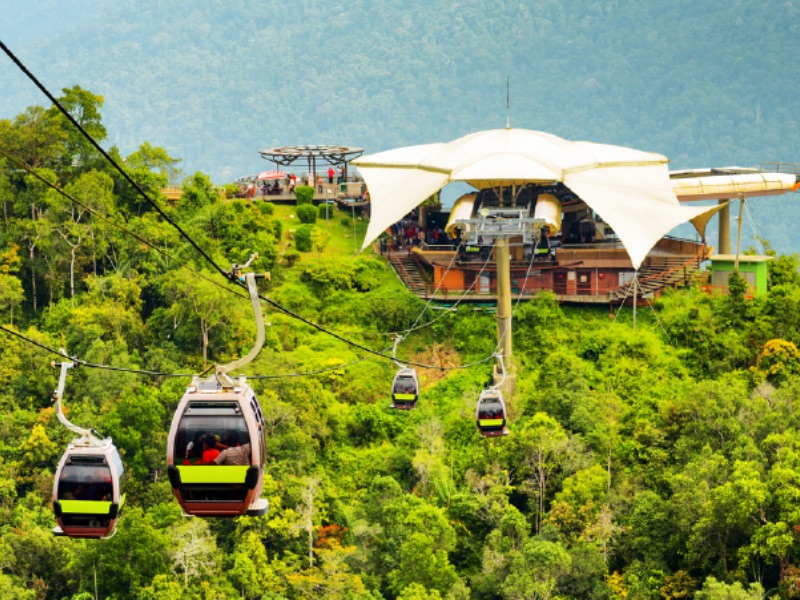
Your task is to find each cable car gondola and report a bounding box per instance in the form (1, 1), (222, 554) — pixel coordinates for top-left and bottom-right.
(51, 357), (126, 539)
(475, 388), (510, 437)
(475, 352), (510, 437)
(166, 267), (269, 517)
(391, 366), (419, 410)
(389, 334), (419, 410)
(166, 375), (268, 516)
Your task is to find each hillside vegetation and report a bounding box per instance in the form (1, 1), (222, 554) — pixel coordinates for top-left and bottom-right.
(5, 88), (800, 599)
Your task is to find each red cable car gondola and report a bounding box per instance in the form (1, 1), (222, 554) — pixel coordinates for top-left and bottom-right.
(50, 356), (126, 539)
(53, 439), (126, 538)
(166, 267), (269, 517)
(166, 374), (268, 517)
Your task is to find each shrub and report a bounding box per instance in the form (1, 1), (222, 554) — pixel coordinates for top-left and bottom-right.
(296, 203), (318, 224)
(295, 185), (315, 205)
(222, 183), (239, 198)
(318, 204), (333, 219)
(284, 249), (300, 267)
(259, 202), (274, 215)
(299, 256), (383, 295)
(271, 218), (283, 240)
(295, 224), (315, 252)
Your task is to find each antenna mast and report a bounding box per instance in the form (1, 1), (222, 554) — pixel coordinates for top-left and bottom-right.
(506, 76), (510, 129)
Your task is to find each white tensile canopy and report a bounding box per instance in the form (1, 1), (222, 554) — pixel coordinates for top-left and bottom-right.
(352, 128), (724, 269)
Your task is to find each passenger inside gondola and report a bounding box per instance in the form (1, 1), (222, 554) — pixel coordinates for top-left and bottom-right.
(477, 397), (505, 422)
(58, 461), (113, 502)
(200, 434), (221, 464)
(393, 376), (416, 395)
(174, 418), (250, 466)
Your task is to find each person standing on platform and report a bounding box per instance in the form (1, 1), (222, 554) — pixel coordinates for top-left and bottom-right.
(327, 167), (335, 184)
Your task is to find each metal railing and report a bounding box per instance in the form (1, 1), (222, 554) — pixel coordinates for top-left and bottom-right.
(760, 162), (800, 175)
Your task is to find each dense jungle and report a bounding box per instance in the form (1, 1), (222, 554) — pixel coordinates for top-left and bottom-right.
(5, 89), (800, 600)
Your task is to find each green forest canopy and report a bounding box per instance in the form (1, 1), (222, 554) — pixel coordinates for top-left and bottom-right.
(5, 88), (800, 599)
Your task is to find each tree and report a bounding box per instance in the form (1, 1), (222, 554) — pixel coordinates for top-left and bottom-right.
(170, 518), (218, 589)
(295, 185), (315, 205)
(501, 537), (571, 600)
(296, 203), (318, 223)
(751, 338), (800, 386)
(158, 267), (244, 364)
(295, 223), (315, 252)
(47, 85), (107, 177)
(67, 507), (172, 598)
(513, 412), (576, 533)
(388, 532), (460, 598)
(43, 170), (115, 299)
(0, 272), (24, 325)
(297, 475), (322, 568)
(116, 142), (181, 215)
(694, 577), (765, 599)
(178, 172), (219, 216)
(311, 226), (331, 257)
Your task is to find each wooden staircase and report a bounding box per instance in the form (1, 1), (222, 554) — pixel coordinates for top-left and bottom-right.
(608, 247), (706, 301)
(386, 251), (430, 295)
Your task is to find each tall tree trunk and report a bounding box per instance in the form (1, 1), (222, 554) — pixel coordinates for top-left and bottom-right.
(70, 246), (77, 302)
(29, 243), (37, 313)
(201, 319), (209, 365)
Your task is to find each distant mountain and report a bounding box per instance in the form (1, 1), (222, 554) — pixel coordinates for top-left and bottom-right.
(1, 0), (799, 254)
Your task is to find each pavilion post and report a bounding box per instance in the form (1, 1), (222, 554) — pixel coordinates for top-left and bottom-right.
(718, 199), (731, 254)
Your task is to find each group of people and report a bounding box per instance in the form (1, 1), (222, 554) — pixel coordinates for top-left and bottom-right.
(261, 180), (282, 197)
(326, 166), (344, 184)
(183, 431), (251, 466)
(60, 469), (113, 502)
(380, 216), (455, 256)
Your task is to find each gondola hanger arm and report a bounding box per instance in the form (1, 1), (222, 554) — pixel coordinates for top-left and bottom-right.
(491, 352), (507, 390)
(52, 349), (103, 444)
(391, 333), (406, 369)
(217, 255), (267, 382)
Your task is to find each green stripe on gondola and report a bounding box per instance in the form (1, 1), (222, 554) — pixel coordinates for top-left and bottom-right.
(479, 419), (504, 427)
(393, 393), (416, 400)
(177, 465), (249, 484)
(59, 500), (113, 515)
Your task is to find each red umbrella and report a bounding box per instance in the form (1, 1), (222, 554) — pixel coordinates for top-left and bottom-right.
(257, 170), (286, 180)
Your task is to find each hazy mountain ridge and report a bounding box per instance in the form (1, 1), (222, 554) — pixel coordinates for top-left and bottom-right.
(1, 0), (799, 252)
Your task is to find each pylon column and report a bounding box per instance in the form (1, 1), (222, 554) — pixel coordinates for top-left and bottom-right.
(495, 237), (513, 363)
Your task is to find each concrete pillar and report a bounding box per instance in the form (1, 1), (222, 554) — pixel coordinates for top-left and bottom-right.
(718, 200), (731, 254)
(495, 238), (513, 364)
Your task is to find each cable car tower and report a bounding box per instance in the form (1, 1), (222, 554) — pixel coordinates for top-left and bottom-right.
(166, 255), (270, 517)
(51, 354), (126, 539)
(456, 199), (546, 391)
